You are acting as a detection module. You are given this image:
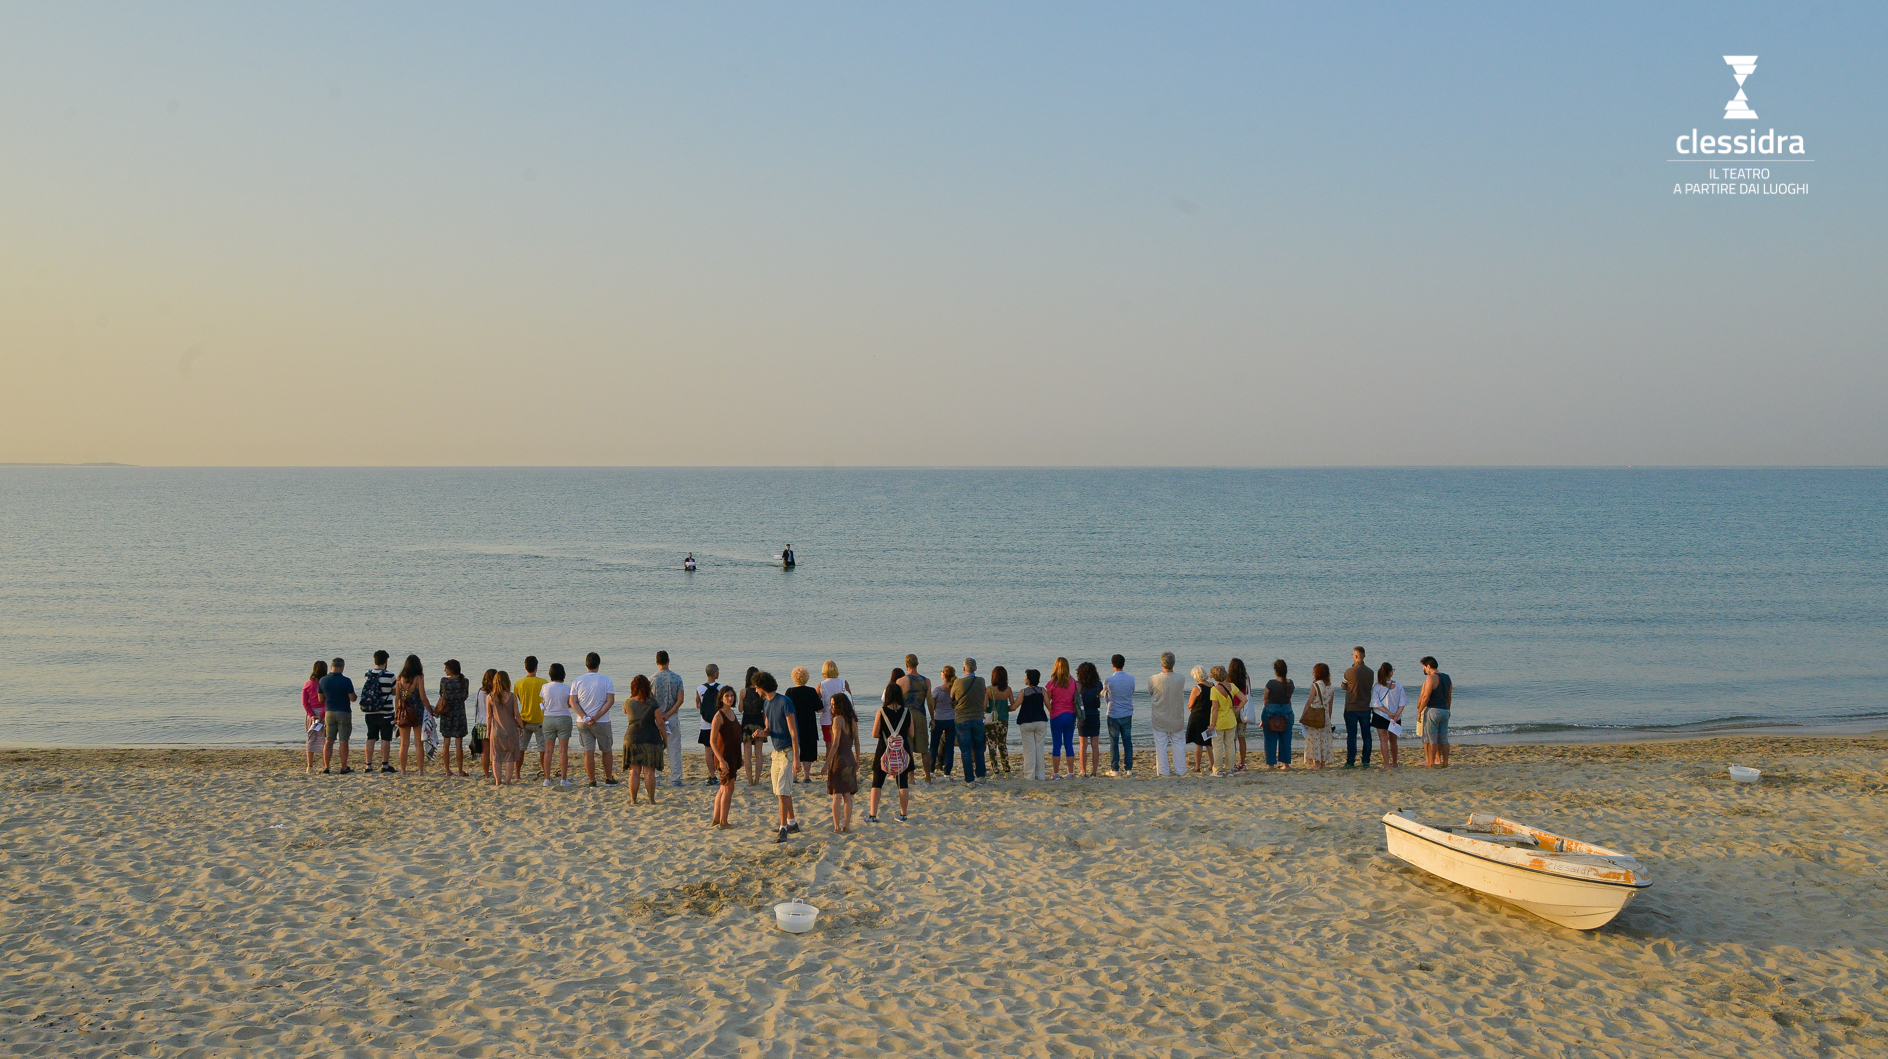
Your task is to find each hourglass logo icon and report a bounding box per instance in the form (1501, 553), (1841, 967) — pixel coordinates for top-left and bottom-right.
(1723, 56), (1758, 120)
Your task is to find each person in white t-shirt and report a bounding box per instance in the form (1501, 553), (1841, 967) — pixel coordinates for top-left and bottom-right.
(570, 652), (619, 787)
(817, 660), (851, 770)
(538, 662), (575, 787)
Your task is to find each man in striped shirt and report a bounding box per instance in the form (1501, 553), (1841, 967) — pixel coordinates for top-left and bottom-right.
(360, 650), (398, 774)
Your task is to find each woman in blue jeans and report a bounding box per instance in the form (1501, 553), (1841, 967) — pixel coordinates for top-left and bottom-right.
(1260, 658), (1297, 769)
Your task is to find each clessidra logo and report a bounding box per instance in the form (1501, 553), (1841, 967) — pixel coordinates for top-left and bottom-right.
(1673, 55), (1806, 156)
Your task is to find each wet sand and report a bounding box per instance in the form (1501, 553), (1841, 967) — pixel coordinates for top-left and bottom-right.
(3, 735), (1885, 1057)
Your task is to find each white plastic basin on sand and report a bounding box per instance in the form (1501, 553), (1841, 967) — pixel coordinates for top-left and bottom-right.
(1729, 765), (1761, 783)
(774, 901), (819, 933)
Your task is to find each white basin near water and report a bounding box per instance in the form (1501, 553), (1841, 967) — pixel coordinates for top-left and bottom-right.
(1729, 765), (1762, 783)
(774, 901), (820, 933)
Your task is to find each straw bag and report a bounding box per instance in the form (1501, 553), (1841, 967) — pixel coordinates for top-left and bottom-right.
(1300, 684), (1330, 730)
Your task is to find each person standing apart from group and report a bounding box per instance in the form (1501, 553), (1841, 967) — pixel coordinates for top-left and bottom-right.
(1211, 665), (1241, 775)
(1103, 655), (1135, 777)
(318, 657), (357, 775)
(487, 671), (521, 787)
(515, 657), (546, 782)
(360, 650), (397, 773)
(1371, 662), (1405, 769)
(1227, 658), (1251, 772)
(1014, 669), (1049, 781)
(571, 652), (619, 787)
(539, 663), (574, 787)
(758, 672), (802, 842)
(708, 685), (743, 827)
(1148, 652), (1187, 777)
(436, 660), (471, 778)
(393, 655), (432, 776)
(1301, 663), (1335, 769)
(952, 658), (988, 785)
(653, 651), (686, 789)
(897, 656), (932, 782)
(826, 693), (861, 830)
(985, 666), (1013, 776)
(1342, 647), (1375, 769)
(1418, 656), (1453, 768)
(1046, 658), (1079, 779)
(868, 682), (916, 821)
(623, 674), (665, 803)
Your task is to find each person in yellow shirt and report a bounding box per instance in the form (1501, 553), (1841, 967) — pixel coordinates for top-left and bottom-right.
(515, 655), (548, 782)
(1209, 665), (1239, 777)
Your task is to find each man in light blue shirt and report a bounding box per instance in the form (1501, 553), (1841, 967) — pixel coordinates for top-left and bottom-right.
(1103, 654), (1136, 776)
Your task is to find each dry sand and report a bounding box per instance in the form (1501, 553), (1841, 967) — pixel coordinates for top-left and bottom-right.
(3, 735), (1886, 1058)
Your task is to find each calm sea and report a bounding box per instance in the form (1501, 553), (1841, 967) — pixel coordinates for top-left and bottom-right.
(2, 467), (1884, 749)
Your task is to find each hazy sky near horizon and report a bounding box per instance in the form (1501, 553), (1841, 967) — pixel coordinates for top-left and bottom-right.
(3, 3), (1883, 466)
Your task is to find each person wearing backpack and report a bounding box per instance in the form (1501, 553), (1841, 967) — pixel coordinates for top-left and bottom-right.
(359, 650), (397, 774)
(868, 681), (916, 822)
(1260, 659), (1297, 770)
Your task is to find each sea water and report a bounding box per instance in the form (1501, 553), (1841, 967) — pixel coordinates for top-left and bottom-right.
(2, 467), (1884, 748)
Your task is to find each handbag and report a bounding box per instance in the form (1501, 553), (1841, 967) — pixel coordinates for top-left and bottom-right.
(1264, 710), (1291, 734)
(1300, 685), (1328, 730)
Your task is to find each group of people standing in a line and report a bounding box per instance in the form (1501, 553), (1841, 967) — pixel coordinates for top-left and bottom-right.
(300, 646), (1454, 841)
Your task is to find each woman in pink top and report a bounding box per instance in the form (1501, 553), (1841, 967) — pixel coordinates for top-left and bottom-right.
(302, 660), (328, 773)
(1045, 657), (1079, 779)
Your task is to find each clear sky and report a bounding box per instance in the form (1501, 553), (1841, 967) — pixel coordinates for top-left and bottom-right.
(2, 3), (1882, 466)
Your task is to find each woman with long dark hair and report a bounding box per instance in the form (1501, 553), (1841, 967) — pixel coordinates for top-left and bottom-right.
(301, 660), (328, 773)
(868, 682), (916, 823)
(985, 665), (1013, 776)
(1372, 662), (1405, 769)
(1227, 657), (1252, 772)
(488, 670), (521, 787)
(740, 666), (765, 786)
(709, 686), (744, 827)
(437, 660), (471, 778)
(624, 673), (665, 803)
(393, 655), (433, 776)
(826, 693), (860, 832)
(1076, 661), (1103, 778)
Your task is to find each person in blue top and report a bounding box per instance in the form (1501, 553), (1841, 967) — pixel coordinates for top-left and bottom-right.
(757, 671), (802, 842)
(317, 657), (358, 775)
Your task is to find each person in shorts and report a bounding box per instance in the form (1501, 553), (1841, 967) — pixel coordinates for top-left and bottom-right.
(539, 663), (575, 787)
(317, 657), (357, 774)
(359, 650), (397, 774)
(1418, 656), (1453, 769)
(570, 652), (618, 787)
(514, 655), (547, 781)
(868, 681), (916, 822)
(695, 664), (725, 787)
(757, 671), (800, 842)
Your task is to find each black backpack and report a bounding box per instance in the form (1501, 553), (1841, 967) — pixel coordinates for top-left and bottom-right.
(699, 682), (722, 725)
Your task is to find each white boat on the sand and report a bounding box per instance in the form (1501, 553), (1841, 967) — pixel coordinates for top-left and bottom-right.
(1382, 811), (1651, 930)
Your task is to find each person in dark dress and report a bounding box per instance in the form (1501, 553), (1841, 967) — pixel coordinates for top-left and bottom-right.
(1076, 661), (1103, 778)
(740, 667), (765, 787)
(624, 674), (665, 804)
(1184, 665), (1214, 776)
(825, 694), (860, 832)
(437, 660), (471, 778)
(786, 667), (823, 781)
(710, 686), (744, 828)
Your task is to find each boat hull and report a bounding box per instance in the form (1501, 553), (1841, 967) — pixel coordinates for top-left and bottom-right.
(1384, 821), (1642, 930)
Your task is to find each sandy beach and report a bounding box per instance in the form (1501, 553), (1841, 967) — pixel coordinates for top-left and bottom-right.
(3, 735), (1885, 1058)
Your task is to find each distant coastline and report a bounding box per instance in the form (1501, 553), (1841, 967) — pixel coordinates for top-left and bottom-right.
(0, 462), (134, 467)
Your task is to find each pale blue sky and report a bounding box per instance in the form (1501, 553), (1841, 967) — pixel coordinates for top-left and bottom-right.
(2, 3), (1881, 464)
